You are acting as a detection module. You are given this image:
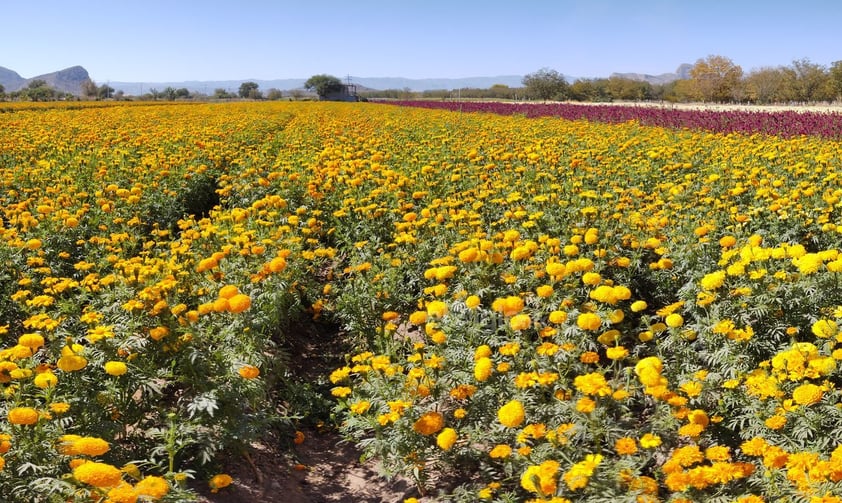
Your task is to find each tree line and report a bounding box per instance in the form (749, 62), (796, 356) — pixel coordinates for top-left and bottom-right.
(364, 56), (842, 105)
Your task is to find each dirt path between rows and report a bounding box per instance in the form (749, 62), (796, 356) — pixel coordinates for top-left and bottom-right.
(196, 322), (428, 503)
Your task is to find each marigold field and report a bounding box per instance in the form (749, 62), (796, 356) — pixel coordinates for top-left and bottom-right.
(2, 101), (842, 502)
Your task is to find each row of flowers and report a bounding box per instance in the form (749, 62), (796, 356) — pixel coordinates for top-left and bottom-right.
(381, 100), (842, 139)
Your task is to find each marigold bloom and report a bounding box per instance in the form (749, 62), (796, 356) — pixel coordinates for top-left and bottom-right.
(509, 313), (531, 331)
(57, 354), (87, 372)
(640, 433), (662, 449)
(106, 482), (138, 503)
(104, 361), (128, 376)
(218, 284), (240, 299)
(497, 400), (525, 428)
(73, 461), (123, 488)
(18, 333), (45, 349)
(615, 437), (638, 455)
(34, 370), (58, 388)
(135, 475), (169, 499)
(238, 365), (260, 379)
(227, 293), (252, 313)
(426, 300), (448, 318)
(522, 459), (561, 495)
(8, 407), (39, 425)
(665, 313), (684, 328)
(792, 382), (823, 405)
(436, 427), (457, 450)
(576, 312), (601, 331)
(209, 473), (233, 493)
(73, 437), (110, 456)
(413, 411), (445, 435)
(489, 444), (512, 459)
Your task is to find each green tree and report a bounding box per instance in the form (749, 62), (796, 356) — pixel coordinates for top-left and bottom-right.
(97, 84), (115, 100)
(830, 61), (842, 101)
(304, 74), (344, 98)
(689, 55), (743, 102)
(238, 81), (261, 99)
(522, 68), (569, 101)
(784, 58), (831, 102)
(81, 79), (98, 99)
(744, 67), (788, 104)
(265, 88), (284, 100)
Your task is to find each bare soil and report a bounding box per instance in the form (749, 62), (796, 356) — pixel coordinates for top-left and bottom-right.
(195, 321), (428, 503)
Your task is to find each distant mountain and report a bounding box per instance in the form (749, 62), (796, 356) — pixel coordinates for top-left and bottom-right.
(0, 65), (90, 94)
(108, 75), (529, 95)
(610, 64), (693, 85)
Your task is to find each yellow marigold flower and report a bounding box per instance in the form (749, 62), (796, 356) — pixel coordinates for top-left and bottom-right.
(106, 482), (138, 503)
(238, 365), (260, 379)
(57, 354), (87, 372)
(104, 361), (128, 376)
(209, 473), (233, 493)
(498, 400), (525, 428)
(665, 313), (684, 328)
(8, 407), (39, 425)
(34, 370), (58, 389)
(606, 346), (628, 360)
(522, 459), (561, 495)
(812, 319), (838, 339)
(573, 372), (611, 396)
(535, 285), (554, 298)
(492, 296), (524, 317)
(135, 475), (169, 499)
(509, 313), (531, 331)
(548, 310), (567, 324)
(576, 312), (601, 331)
(18, 333), (44, 349)
(73, 461), (123, 488)
(562, 454), (601, 491)
(792, 383), (823, 405)
(349, 401), (371, 414)
(436, 427), (457, 450)
(576, 397), (596, 414)
(74, 437), (110, 457)
(50, 402), (70, 414)
(227, 293), (252, 313)
(413, 411), (445, 435)
(489, 444), (512, 459)
(705, 445), (731, 462)
(465, 295), (481, 309)
(700, 270), (726, 290)
(426, 300), (448, 318)
(640, 433), (661, 449)
(331, 386), (352, 398)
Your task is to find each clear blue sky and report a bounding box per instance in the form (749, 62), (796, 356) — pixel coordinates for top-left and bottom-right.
(3, 0), (840, 82)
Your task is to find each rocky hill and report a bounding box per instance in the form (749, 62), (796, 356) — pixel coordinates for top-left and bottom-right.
(610, 63), (693, 85)
(0, 65), (90, 95)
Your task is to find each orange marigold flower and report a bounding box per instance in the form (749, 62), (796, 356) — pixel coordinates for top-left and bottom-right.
(209, 473), (233, 493)
(238, 365), (260, 379)
(227, 293), (252, 313)
(413, 411), (445, 435)
(615, 437), (638, 455)
(8, 407), (39, 425)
